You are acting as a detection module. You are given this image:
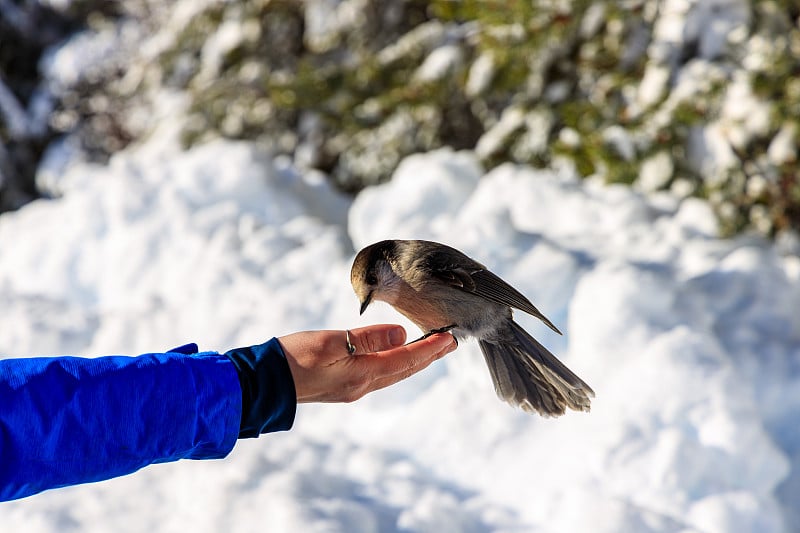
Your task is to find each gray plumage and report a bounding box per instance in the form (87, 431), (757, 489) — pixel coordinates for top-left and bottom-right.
(350, 239), (594, 417)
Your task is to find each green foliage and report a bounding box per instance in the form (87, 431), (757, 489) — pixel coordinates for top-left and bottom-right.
(81, 0), (800, 239)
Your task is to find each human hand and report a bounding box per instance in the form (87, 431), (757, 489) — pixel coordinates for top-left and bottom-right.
(278, 324), (457, 403)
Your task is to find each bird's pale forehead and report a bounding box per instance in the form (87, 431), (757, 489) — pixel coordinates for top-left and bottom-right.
(350, 252), (369, 280)
(351, 245), (380, 284)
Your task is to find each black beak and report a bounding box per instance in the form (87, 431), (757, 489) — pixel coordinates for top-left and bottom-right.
(359, 291), (373, 315)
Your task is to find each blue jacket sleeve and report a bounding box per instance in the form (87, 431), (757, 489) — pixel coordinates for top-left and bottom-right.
(0, 344), (246, 502)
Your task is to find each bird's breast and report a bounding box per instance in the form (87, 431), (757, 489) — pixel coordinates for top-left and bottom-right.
(389, 287), (510, 340)
(391, 297), (452, 333)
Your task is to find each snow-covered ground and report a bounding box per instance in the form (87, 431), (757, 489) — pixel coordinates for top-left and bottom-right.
(1, 113), (799, 531)
(2, 0), (800, 529)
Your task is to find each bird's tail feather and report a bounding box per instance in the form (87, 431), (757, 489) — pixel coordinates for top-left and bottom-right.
(479, 320), (594, 416)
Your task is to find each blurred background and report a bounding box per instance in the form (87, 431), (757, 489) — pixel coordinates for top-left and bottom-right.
(3, 0), (799, 238)
(1, 1), (800, 532)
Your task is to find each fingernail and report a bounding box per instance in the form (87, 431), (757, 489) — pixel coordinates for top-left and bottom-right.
(389, 327), (405, 346)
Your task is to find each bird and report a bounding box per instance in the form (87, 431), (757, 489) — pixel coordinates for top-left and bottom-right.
(350, 239), (594, 416)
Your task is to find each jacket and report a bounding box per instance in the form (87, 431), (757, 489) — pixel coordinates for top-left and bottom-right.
(0, 339), (296, 501)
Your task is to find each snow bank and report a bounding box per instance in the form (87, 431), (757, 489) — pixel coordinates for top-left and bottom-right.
(1, 142), (799, 532)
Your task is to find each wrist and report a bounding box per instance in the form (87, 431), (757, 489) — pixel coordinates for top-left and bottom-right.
(224, 338), (297, 438)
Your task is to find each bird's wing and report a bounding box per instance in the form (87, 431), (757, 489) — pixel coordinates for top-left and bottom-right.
(429, 265), (477, 292)
(429, 261), (562, 335)
(469, 269), (562, 335)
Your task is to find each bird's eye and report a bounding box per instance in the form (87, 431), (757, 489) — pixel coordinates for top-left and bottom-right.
(366, 273), (378, 285)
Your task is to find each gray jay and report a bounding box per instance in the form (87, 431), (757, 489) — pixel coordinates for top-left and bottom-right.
(350, 239), (594, 416)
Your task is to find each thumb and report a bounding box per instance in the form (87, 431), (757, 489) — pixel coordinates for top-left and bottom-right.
(347, 324), (407, 354)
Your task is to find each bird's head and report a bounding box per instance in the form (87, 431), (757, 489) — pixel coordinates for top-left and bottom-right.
(350, 240), (399, 314)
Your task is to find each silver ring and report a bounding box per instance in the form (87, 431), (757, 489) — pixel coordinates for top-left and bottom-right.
(346, 330), (356, 354)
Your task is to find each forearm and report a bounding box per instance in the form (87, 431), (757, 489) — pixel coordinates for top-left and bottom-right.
(0, 328), (449, 502)
(0, 347), (242, 501)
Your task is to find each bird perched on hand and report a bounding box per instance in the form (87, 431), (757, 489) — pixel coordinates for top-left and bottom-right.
(350, 239), (594, 416)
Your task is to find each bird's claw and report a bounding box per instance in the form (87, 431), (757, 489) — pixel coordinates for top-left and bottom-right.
(409, 324), (458, 346)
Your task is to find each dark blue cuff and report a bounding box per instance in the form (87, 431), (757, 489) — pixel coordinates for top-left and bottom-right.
(167, 343), (199, 355)
(224, 338), (297, 438)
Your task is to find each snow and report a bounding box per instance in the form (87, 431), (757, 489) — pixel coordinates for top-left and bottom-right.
(465, 52), (495, 97)
(636, 63), (670, 110)
(3, 2), (800, 531)
(637, 150), (674, 193)
(1, 126), (799, 531)
(767, 122), (798, 166)
(474, 106), (526, 160)
(40, 27), (123, 90)
(414, 45), (464, 83)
